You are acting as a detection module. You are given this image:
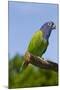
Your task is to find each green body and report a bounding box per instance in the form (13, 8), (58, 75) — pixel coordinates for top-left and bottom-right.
(28, 30), (48, 57)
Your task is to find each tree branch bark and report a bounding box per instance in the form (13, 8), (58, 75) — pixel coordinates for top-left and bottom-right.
(24, 52), (58, 72)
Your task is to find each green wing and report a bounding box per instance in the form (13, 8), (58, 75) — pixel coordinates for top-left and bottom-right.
(28, 30), (48, 57)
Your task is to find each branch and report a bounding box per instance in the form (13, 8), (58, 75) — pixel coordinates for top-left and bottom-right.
(24, 52), (58, 72)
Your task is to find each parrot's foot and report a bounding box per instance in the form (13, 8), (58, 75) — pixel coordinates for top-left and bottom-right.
(37, 56), (44, 61)
(37, 56), (49, 65)
(42, 57), (44, 60)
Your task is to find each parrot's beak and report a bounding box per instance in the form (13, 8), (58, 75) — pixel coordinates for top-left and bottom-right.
(52, 24), (56, 30)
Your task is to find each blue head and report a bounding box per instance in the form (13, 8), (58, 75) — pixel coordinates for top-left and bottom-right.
(40, 21), (56, 40)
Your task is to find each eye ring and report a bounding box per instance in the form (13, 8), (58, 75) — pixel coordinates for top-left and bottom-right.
(48, 22), (52, 26)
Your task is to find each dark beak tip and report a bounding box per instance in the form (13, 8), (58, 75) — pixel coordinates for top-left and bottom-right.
(54, 26), (56, 29)
(53, 24), (56, 29)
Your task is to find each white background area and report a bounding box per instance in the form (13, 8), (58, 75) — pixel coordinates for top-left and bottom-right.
(0, 0), (60, 90)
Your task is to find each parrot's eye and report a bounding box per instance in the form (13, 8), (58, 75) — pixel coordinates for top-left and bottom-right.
(48, 22), (52, 27)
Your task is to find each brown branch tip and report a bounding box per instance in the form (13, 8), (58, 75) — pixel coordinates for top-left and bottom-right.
(24, 51), (58, 72)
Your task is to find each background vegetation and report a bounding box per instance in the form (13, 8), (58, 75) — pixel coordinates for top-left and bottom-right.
(9, 54), (58, 89)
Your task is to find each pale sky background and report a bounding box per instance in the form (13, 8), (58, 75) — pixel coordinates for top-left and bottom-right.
(8, 1), (58, 63)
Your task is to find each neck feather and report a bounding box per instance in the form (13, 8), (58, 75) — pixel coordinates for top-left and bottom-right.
(41, 29), (52, 40)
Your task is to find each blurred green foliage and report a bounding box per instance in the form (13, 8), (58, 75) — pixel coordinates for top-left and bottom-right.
(9, 54), (58, 89)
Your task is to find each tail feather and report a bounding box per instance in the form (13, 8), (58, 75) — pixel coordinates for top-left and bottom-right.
(20, 61), (29, 72)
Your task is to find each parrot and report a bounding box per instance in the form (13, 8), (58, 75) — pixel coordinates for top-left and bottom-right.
(20, 21), (56, 72)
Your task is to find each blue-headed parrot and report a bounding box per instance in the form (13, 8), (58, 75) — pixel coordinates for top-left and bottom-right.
(20, 21), (56, 71)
